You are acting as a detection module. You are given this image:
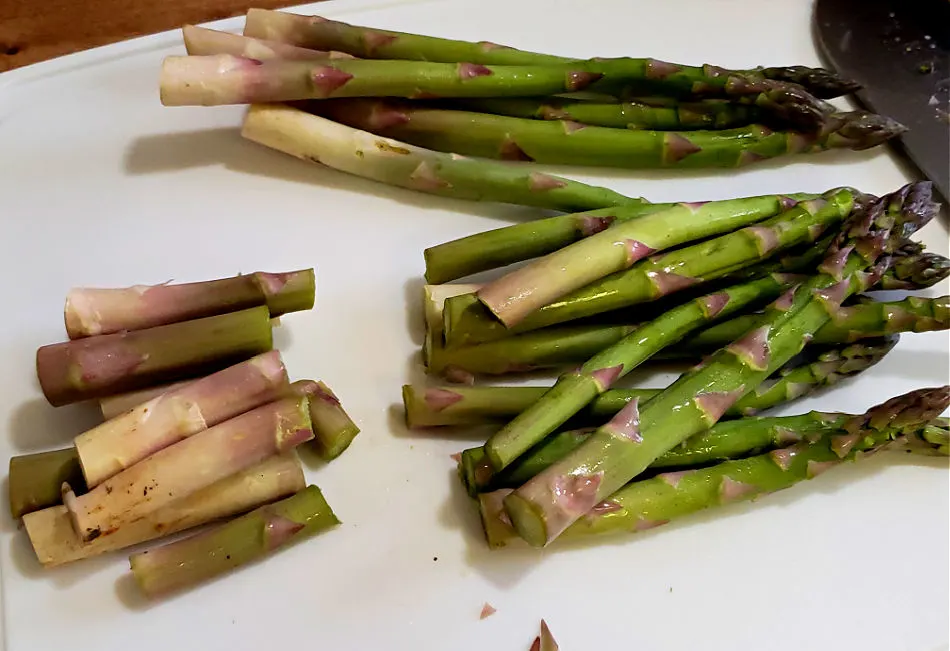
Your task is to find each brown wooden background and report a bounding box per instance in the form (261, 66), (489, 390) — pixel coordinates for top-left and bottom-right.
(0, 0), (311, 71)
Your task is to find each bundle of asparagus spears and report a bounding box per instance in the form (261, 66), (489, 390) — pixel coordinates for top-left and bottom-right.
(405, 179), (950, 548)
(9, 269), (360, 597)
(159, 9), (908, 174)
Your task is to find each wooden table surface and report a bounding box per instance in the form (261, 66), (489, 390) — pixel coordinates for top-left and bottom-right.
(0, 0), (315, 72)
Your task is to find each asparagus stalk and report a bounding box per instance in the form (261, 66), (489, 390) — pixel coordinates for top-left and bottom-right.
(160, 55), (614, 106)
(183, 25), (352, 60)
(311, 99), (902, 169)
(63, 396), (313, 543)
(503, 182), (936, 546)
(65, 268), (314, 338)
(482, 387), (949, 547)
(292, 380), (361, 459)
(406, 337), (896, 430)
(443, 191), (856, 347)
(75, 351), (290, 487)
(37, 306), (274, 406)
(473, 194), (801, 327)
(129, 484), (340, 598)
(23, 453), (305, 568)
(99, 380), (194, 420)
(449, 97), (764, 130)
(241, 104), (641, 212)
(877, 241), (950, 290)
(8, 449), (86, 519)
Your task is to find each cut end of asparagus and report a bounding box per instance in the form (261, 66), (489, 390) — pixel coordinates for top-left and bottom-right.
(292, 379), (361, 459)
(257, 268), (316, 315)
(9, 449), (86, 520)
(501, 491), (549, 548)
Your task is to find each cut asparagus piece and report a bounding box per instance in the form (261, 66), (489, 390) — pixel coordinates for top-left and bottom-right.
(99, 380), (194, 420)
(160, 55), (615, 106)
(475, 195), (800, 327)
(503, 182), (936, 546)
(183, 25), (351, 60)
(241, 104), (641, 212)
(24, 453), (305, 568)
(482, 275), (804, 473)
(75, 351), (290, 487)
(292, 380), (361, 459)
(37, 306), (274, 406)
(8, 449), (86, 519)
(482, 387), (950, 547)
(443, 191), (855, 347)
(63, 396), (313, 543)
(65, 268), (314, 338)
(311, 99), (903, 169)
(129, 484), (340, 598)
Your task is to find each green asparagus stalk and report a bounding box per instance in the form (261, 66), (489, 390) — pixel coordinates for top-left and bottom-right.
(482, 386), (949, 547)
(241, 104), (642, 212)
(448, 97), (764, 130)
(443, 191), (856, 348)
(311, 99), (903, 169)
(483, 274), (795, 472)
(65, 269), (314, 338)
(502, 182), (936, 546)
(406, 337), (897, 430)
(183, 25), (352, 60)
(474, 195), (804, 327)
(292, 380), (361, 459)
(24, 453), (305, 567)
(129, 484), (340, 597)
(37, 306), (274, 407)
(9, 448), (86, 519)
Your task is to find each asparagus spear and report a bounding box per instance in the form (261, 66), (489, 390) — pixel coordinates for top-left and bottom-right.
(503, 182), (936, 546)
(449, 97), (764, 130)
(877, 241), (950, 290)
(63, 396), (313, 543)
(65, 268), (314, 338)
(406, 338), (897, 429)
(483, 275), (795, 471)
(183, 25), (352, 60)
(292, 379), (361, 459)
(241, 104), (642, 212)
(443, 191), (856, 348)
(24, 453), (305, 568)
(311, 99), (902, 169)
(37, 306), (273, 406)
(473, 194), (802, 327)
(160, 55), (614, 106)
(75, 351), (290, 487)
(99, 380), (194, 420)
(482, 386), (950, 547)
(8, 449), (86, 519)
(129, 484), (340, 598)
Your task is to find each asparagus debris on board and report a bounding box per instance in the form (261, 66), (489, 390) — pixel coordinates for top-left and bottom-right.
(502, 182), (936, 547)
(129, 485), (340, 598)
(8, 448), (86, 519)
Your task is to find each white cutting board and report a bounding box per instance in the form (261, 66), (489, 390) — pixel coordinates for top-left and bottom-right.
(0, 1), (947, 649)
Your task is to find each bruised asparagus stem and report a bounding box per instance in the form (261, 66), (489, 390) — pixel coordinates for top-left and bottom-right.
(241, 104), (643, 213)
(183, 25), (351, 60)
(65, 268), (314, 338)
(129, 484), (340, 598)
(292, 380), (361, 459)
(99, 380), (194, 420)
(8, 449), (86, 519)
(38, 306), (274, 407)
(23, 453), (305, 568)
(75, 351), (290, 487)
(63, 396), (314, 543)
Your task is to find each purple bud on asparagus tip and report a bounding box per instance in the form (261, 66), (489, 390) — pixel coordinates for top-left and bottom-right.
(528, 172), (567, 192)
(701, 292), (730, 318)
(682, 201), (709, 212)
(442, 366), (475, 385)
(746, 225), (780, 255)
(719, 477), (758, 503)
(362, 30), (397, 53)
(664, 133), (702, 164)
(589, 499), (623, 516)
(807, 460), (838, 478)
(565, 71), (602, 91)
(263, 513), (306, 551)
(458, 62), (493, 79)
(578, 215), (616, 236)
(310, 66), (353, 95)
(773, 286), (797, 311)
(591, 364), (624, 391)
(647, 270), (699, 296)
(831, 432), (862, 458)
(424, 388), (463, 412)
(624, 239), (656, 266)
(818, 245), (854, 279)
(369, 104), (410, 129)
(814, 280), (850, 311)
(658, 469), (694, 487)
(775, 427), (803, 445)
(499, 139), (533, 161)
(779, 196), (799, 211)
(645, 58), (682, 79)
(552, 472), (603, 515)
(694, 386), (747, 424)
(726, 325), (772, 371)
(770, 445), (801, 471)
(605, 397), (641, 442)
(561, 120), (587, 134)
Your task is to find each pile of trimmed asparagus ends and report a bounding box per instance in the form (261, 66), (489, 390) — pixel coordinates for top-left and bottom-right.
(405, 181), (950, 548)
(10, 269), (359, 598)
(160, 9), (906, 180)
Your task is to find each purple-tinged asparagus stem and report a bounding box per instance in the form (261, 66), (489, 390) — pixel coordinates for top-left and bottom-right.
(8, 448), (86, 519)
(98, 380), (194, 420)
(292, 380), (361, 459)
(24, 453), (305, 568)
(63, 396), (313, 543)
(75, 351), (290, 487)
(64, 268), (314, 338)
(129, 484), (339, 598)
(37, 306), (274, 406)
(183, 25), (352, 60)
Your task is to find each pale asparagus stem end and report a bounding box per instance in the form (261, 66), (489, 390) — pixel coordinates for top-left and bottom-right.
(160, 54), (260, 106)
(183, 25), (348, 61)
